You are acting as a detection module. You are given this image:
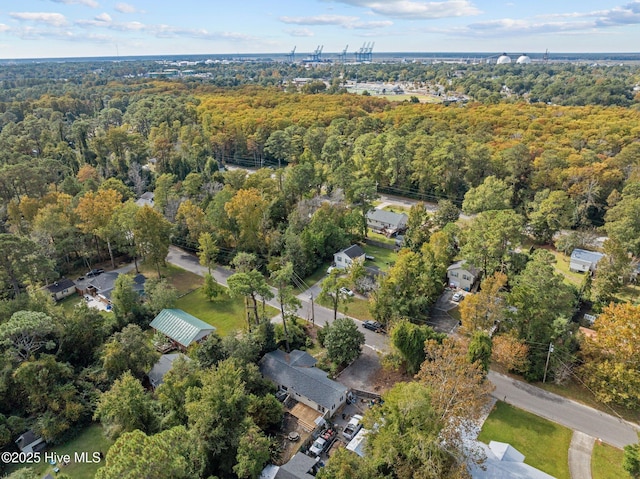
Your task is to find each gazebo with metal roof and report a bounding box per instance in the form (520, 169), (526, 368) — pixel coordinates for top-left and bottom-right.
(150, 308), (216, 350)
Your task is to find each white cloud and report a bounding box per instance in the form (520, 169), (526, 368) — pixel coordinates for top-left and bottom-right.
(0, 24), (9, 33)
(323, 0), (481, 19)
(95, 13), (112, 22)
(285, 28), (315, 37)
(280, 15), (359, 26)
(114, 3), (144, 14)
(447, 1), (640, 38)
(348, 20), (393, 29)
(9, 12), (68, 27)
(279, 14), (392, 29)
(49, 0), (99, 7)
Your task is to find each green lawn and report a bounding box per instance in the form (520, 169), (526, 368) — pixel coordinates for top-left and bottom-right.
(316, 296), (373, 321)
(175, 288), (278, 336)
(363, 244), (398, 272)
(367, 231), (397, 246)
(6, 424), (113, 479)
(382, 204), (410, 213)
(137, 262), (203, 294)
(592, 442), (629, 479)
(548, 249), (586, 287)
(58, 294), (83, 314)
(478, 401), (573, 479)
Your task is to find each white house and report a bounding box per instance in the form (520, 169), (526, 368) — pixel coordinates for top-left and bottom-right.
(366, 209), (408, 235)
(569, 249), (605, 273)
(469, 441), (555, 479)
(447, 260), (479, 291)
(334, 245), (365, 269)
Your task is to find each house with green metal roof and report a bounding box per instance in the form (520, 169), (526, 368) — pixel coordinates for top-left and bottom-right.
(150, 308), (216, 350)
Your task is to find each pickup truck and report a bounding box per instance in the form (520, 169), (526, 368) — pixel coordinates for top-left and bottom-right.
(309, 428), (336, 457)
(342, 414), (363, 440)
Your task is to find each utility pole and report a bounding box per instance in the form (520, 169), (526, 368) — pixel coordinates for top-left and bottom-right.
(310, 294), (315, 326)
(543, 343), (554, 383)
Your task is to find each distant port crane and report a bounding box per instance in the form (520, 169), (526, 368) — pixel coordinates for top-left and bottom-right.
(338, 45), (348, 63)
(355, 42), (374, 62)
(287, 46), (296, 63)
(308, 45), (323, 62)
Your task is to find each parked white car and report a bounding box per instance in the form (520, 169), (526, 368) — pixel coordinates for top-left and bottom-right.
(342, 414), (363, 440)
(339, 287), (354, 297)
(452, 292), (464, 302)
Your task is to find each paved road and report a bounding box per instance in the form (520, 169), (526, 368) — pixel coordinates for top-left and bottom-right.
(167, 245), (639, 448)
(166, 246), (390, 353)
(489, 371), (640, 448)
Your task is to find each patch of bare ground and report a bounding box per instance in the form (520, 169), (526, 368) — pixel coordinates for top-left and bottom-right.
(277, 413), (312, 465)
(369, 363), (412, 395)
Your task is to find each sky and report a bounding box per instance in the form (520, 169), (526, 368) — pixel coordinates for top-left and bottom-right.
(0, 0), (639, 59)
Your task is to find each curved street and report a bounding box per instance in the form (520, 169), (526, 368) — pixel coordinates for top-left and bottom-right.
(166, 245), (639, 451)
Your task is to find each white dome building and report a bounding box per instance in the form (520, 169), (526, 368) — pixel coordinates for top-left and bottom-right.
(516, 54), (532, 64)
(496, 53), (511, 64)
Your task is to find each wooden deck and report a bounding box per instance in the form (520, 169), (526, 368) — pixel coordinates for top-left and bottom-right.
(289, 402), (321, 432)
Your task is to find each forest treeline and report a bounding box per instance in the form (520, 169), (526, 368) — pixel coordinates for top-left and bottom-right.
(0, 63), (640, 478)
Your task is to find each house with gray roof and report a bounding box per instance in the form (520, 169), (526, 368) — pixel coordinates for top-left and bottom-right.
(569, 249), (605, 273)
(333, 244), (365, 270)
(366, 208), (408, 235)
(80, 272), (146, 303)
(260, 452), (317, 479)
(469, 441), (555, 479)
(147, 353), (190, 389)
(260, 349), (348, 417)
(150, 309), (216, 350)
(43, 278), (76, 301)
(135, 191), (154, 208)
(15, 430), (45, 454)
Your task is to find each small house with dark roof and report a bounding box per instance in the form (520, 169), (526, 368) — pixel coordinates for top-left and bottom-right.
(15, 430), (46, 454)
(333, 245), (365, 269)
(43, 278), (76, 301)
(569, 249), (605, 273)
(259, 349), (348, 418)
(447, 260), (480, 291)
(148, 353), (190, 390)
(366, 208), (408, 235)
(150, 309), (216, 350)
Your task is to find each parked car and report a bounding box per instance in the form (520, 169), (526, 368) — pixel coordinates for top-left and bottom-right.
(309, 429), (336, 457)
(339, 287), (354, 297)
(362, 320), (384, 333)
(86, 268), (105, 277)
(452, 292), (464, 302)
(342, 414), (363, 440)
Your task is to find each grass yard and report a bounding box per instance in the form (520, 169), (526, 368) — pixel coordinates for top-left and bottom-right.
(316, 296), (373, 321)
(616, 283), (640, 305)
(548, 249), (586, 287)
(58, 294), (83, 314)
(303, 261), (333, 288)
(6, 424), (113, 479)
(478, 401), (573, 479)
(363, 244), (398, 272)
(176, 288), (278, 336)
(382, 204), (410, 213)
(591, 442), (630, 479)
(367, 231), (397, 246)
(137, 262), (203, 294)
